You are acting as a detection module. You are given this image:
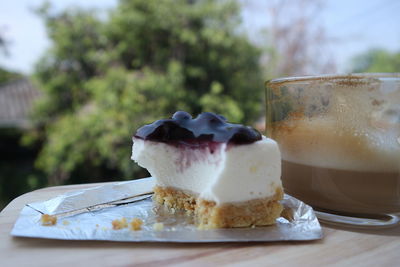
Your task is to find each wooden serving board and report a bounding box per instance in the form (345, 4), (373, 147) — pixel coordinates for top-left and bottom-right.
(1, 183), (399, 266)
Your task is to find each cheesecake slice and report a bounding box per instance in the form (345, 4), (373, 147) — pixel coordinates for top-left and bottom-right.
(131, 111), (283, 228)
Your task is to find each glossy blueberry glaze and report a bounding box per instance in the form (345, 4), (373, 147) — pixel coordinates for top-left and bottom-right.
(134, 111), (262, 145)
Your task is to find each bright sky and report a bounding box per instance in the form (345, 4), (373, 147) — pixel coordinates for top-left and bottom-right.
(0, 0), (399, 74)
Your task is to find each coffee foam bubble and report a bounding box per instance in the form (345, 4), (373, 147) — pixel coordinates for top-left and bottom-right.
(276, 117), (400, 172)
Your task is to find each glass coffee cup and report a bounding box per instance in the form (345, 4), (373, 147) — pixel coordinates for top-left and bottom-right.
(265, 73), (400, 228)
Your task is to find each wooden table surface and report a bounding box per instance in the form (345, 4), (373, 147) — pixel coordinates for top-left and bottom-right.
(1, 183), (399, 267)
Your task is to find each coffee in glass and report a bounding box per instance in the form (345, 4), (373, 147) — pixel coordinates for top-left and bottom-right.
(265, 74), (400, 227)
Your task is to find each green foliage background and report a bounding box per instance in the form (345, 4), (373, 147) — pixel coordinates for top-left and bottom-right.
(0, 68), (22, 84)
(24, 0), (263, 185)
(351, 48), (400, 73)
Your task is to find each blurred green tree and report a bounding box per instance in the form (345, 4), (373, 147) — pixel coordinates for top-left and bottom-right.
(0, 30), (22, 84)
(26, 0), (263, 185)
(0, 68), (22, 84)
(351, 48), (400, 73)
(0, 30), (42, 209)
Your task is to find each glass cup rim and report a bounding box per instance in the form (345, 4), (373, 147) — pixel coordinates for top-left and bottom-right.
(266, 73), (400, 86)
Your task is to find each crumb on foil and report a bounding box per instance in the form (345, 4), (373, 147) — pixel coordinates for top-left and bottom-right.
(62, 220), (70, 226)
(41, 214), (57, 226)
(112, 217), (128, 230)
(153, 222), (164, 231)
(130, 218), (143, 231)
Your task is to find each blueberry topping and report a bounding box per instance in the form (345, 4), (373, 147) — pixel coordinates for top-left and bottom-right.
(172, 111), (192, 121)
(134, 111), (262, 144)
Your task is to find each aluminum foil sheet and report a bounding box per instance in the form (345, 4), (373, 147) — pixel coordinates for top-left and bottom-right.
(12, 177), (322, 242)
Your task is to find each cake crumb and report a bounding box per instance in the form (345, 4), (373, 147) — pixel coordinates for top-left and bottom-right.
(112, 217), (128, 230)
(62, 220), (70, 226)
(153, 222), (164, 231)
(96, 224), (99, 228)
(41, 214), (57, 226)
(130, 218), (143, 231)
(249, 165), (258, 173)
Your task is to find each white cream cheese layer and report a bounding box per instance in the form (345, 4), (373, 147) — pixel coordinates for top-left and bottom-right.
(131, 136), (281, 204)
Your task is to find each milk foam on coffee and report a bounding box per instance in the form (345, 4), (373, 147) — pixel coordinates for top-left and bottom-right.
(276, 83), (400, 173)
(279, 117), (400, 172)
